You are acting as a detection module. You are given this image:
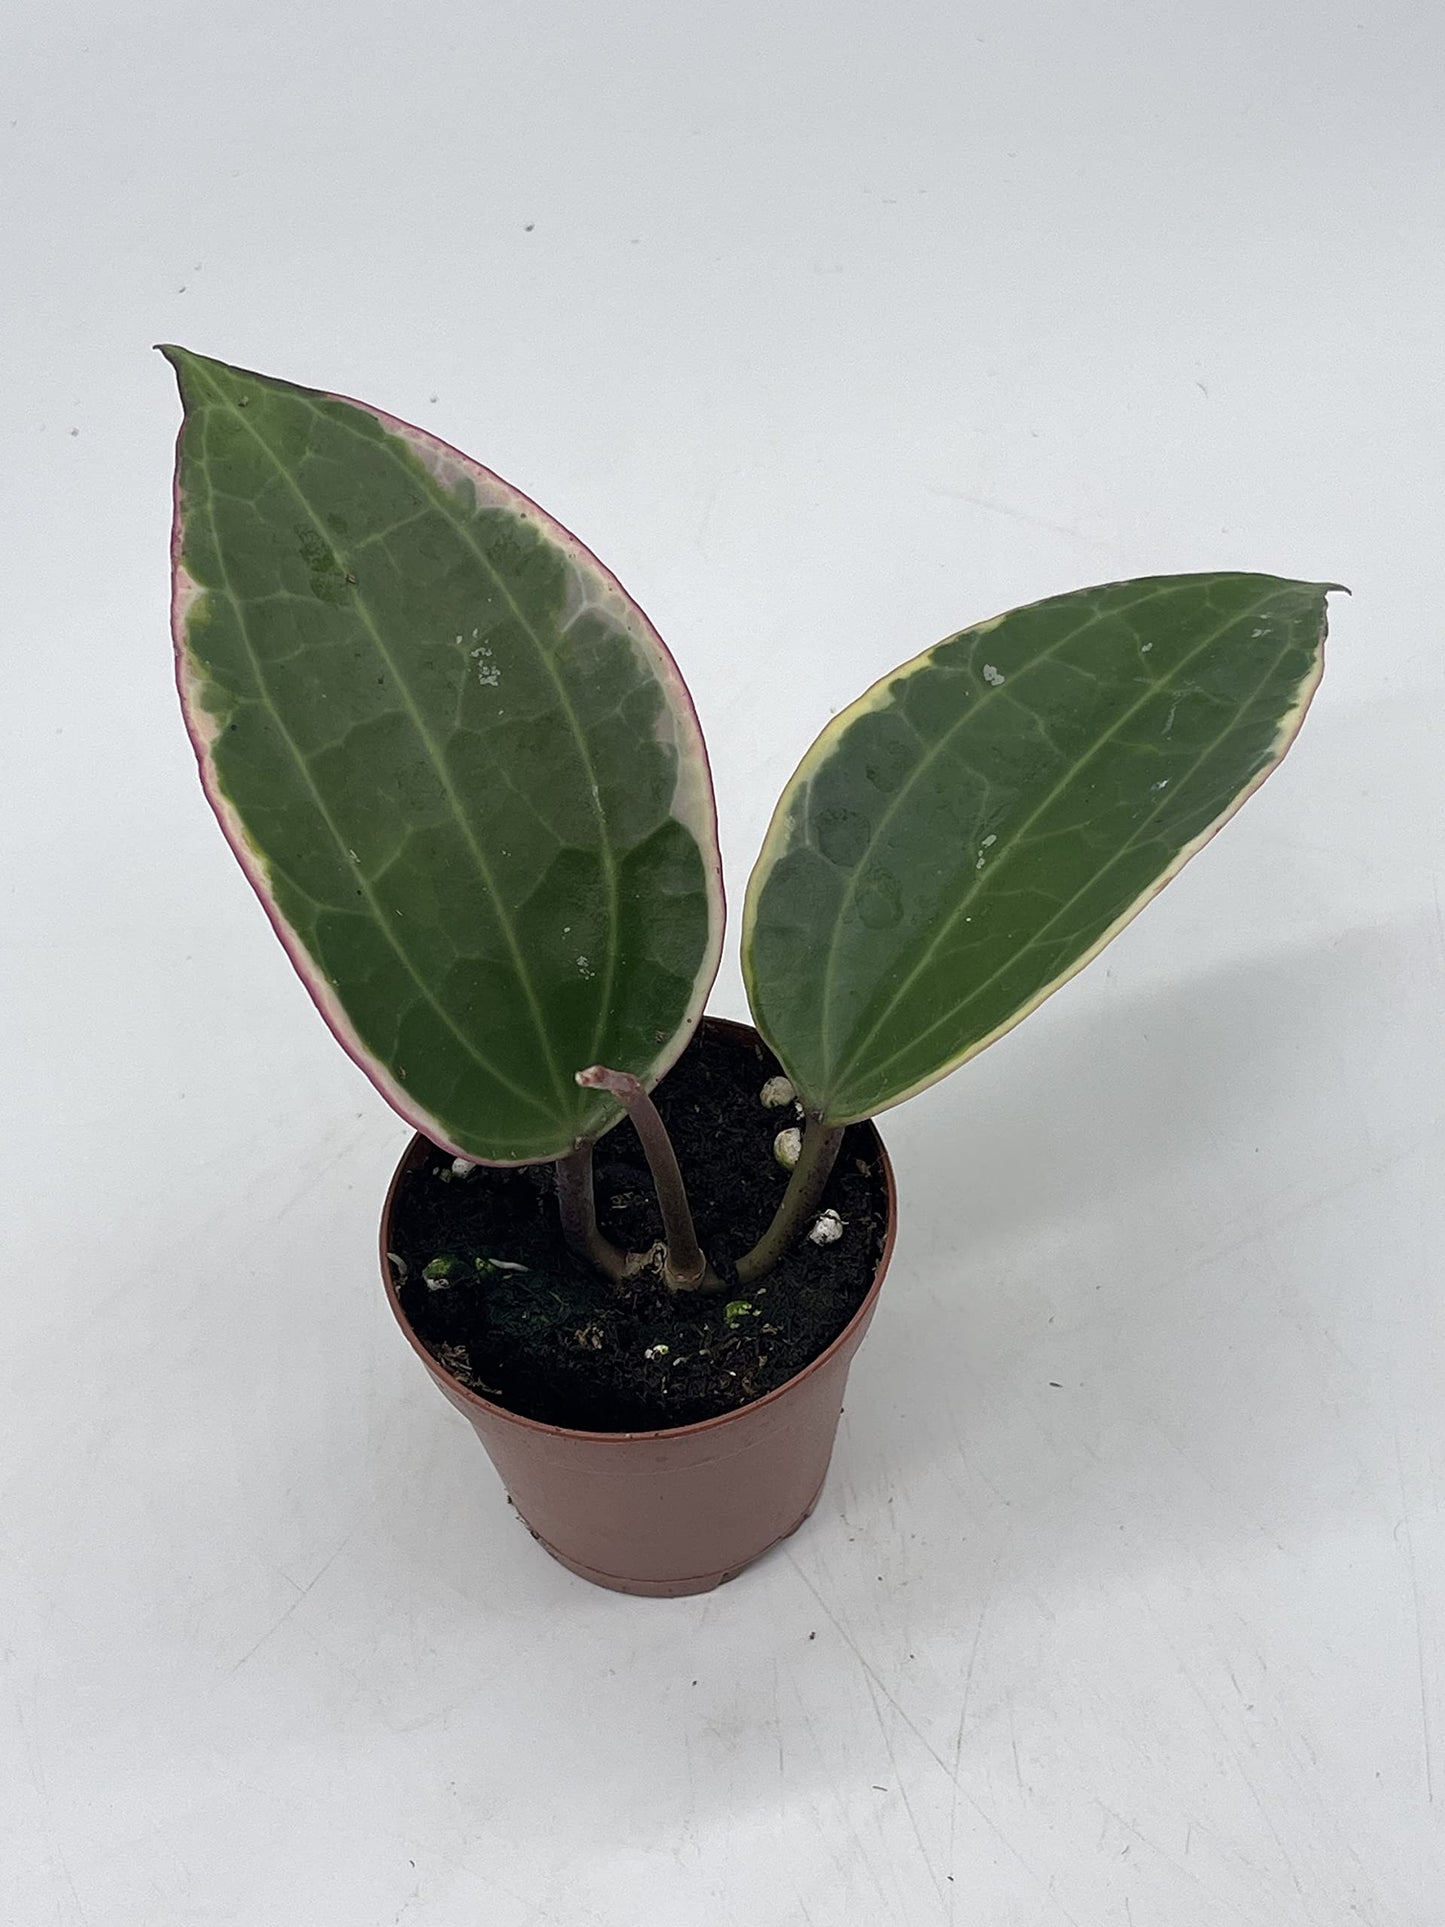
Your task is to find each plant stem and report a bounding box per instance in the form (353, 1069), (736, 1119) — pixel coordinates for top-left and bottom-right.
(554, 1143), (629, 1285)
(575, 1065), (722, 1292)
(735, 1117), (844, 1285)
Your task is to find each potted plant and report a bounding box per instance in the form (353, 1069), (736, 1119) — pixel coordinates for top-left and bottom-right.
(163, 347), (1335, 1595)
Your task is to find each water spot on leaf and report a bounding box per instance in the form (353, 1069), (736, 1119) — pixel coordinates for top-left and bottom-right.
(856, 870), (901, 929)
(761, 925), (809, 978)
(816, 807), (870, 867)
(858, 720), (913, 794)
(296, 526), (348, 604)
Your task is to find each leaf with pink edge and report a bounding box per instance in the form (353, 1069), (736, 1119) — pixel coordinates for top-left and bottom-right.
(165, 347), (723, 1163)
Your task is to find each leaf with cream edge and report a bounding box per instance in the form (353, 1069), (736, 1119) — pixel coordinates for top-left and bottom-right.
(165, 348), (723, 1165)
(743, 573), (1334, 1128)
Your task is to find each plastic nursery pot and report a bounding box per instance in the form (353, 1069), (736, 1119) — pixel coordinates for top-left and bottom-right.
(381, 1017), (897, 1597)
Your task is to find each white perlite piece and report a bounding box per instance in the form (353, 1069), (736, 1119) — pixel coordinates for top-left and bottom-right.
(450, 1157), (476, 1179)
(773, 1126), (802, 1169)
(808, 1209), (844, 1245)
(760, 1075), (796, 1108)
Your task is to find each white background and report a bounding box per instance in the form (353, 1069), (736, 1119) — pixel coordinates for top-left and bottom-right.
(3, 1), (1442, 1920)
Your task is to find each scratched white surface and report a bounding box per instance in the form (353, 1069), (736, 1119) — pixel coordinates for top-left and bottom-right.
(4, 2), (1443, 1920)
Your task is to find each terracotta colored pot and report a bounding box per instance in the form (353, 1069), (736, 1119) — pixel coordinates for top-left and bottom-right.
(381, 1018), (897, 1596)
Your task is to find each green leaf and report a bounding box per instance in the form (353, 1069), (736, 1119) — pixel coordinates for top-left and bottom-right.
(165, 348), (723, 1164)
(743, 574), (1333, 1125)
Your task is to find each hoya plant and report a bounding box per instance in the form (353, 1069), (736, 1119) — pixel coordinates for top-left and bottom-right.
(165, 348), (1330, 1296)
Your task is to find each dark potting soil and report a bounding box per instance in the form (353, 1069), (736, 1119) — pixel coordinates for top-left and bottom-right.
(389, 1022), (890, 1432)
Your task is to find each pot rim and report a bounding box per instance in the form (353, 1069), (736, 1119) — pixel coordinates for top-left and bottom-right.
(380, 1014), (897, 1447)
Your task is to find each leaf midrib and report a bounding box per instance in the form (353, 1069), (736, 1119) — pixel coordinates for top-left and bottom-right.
(187, 407), (561, 1136)
(206, 367), (575, 1113)
(305, 394), (627, 1079)
(844, 626), (1304, 1108)
(813, 580), (1173, 1082)
(819, 582), (1290, 1109)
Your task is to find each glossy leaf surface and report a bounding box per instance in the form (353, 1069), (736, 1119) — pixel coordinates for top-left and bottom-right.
(166, 349), (723, 1163)
(744, 574), (1332, 1125)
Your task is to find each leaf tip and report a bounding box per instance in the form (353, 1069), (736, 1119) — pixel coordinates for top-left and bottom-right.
(157, 342), (209, 406)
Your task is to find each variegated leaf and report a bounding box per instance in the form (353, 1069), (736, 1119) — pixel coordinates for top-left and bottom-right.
(166, 348), (723, 1163)
(744, 574), (1333, 1125)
